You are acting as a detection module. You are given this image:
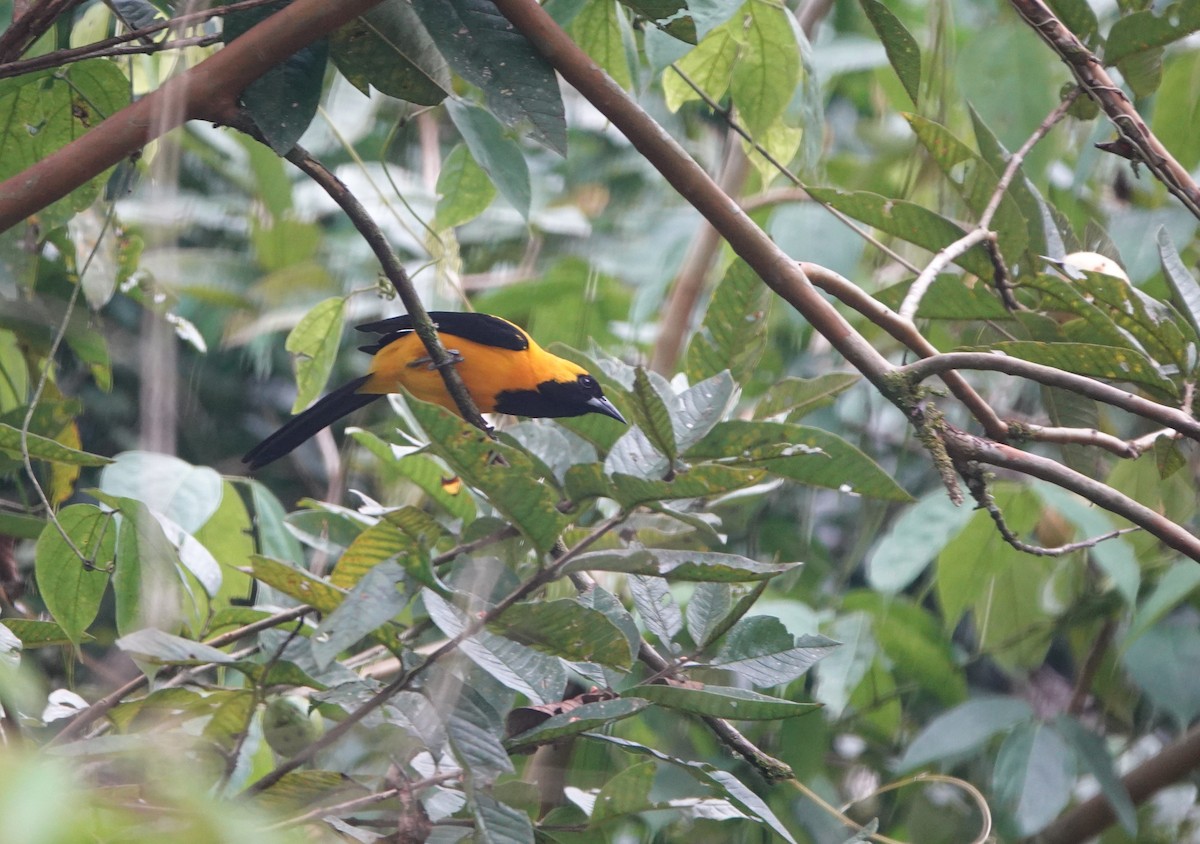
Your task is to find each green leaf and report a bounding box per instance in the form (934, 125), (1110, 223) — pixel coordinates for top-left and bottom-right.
(223, 1), (328, 154)
(626, 368), (678, 464)
(413, 0), (567, 155)
(111, 499), (184, 637)
(408, 400), (569, 552)
(843, 592), (967, 705)
(445, 99), (532, 219)
(1055, 715), (1137, 834)
(0, 422), (111, 467)
(564, 547), (800, 581)
(1123, 620), (1200, 729)
(859, 0), (921, 105)
(474, 792), (534, 844)
(1105, 4), (1200, 65)
(1127, 560), (1200, 647)
(688, 420), (912, 501)
(905, 115), (1028, 263)
(961, 341), (1179, 400)
(591, 760), (658, 823)
(993, 723), (1075, 836)
(685, 582), (731, 649)
(488, 598), (634, 668)
(628, 574), (682, 644)
(897, 696), (1034, 771)
(571, 0), (633, 90)
(566, 461), (768, 507)
(728, 0), (800, 136)
(34, 505), (114, 644)
(711, 616), (838, 687)
(1157, 226), (1200, 342)
(1117, 44), (1163, 98)
(311, 562), (408, 670)
(586, 734), (797, 842)
(1047, 0), (1098, 46)
(448, 691), (513, 779)
(331, 511), (434, 589)
(812, 611), (874, 716)
(936, 486), (1055, 669)
(285, 297), (345, 413)
(435, 143), (497, 229)
(630, 682), (818, 719)
(251, 555), (345, 613)
(99, 451), (224, 533)
(1150, 49), (1200, 168)
(807, 188), (995, 279)
(662, 11), (741, 112)
(754, 373), (860, 420)
(685, 260), (772, 385)
(0, 619), (82, 648)
(329, 0), (451, 105)
(246, 480), (305, 565)
(115, 628), (237, 665)
(504, 698), (649, 750)
(866, 489), (973, 594)
(622, 0), (696, 42)
(424, 589), (567, 704)
(0, 60), (131, 228)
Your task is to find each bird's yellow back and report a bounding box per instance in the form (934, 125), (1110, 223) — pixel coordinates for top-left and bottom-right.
(360, 321), (588, 413)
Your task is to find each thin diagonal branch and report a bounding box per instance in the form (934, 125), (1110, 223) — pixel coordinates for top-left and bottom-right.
(1009, 0), (1200, 219)
(900, 92), (1077, 321)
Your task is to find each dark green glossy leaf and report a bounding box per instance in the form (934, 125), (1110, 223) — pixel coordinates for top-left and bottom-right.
(445, 99), (532, 219)
(409, 400), (569, 552)
(1056, 715), (1136, 834)
(413, 0), (567, 154)
(330, 0), (450, 105)
(565, 462), (768, 507)
(488, 598), (634, 668)
(224, 1), (328, 153)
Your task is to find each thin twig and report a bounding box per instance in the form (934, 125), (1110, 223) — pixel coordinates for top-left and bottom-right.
(667, 64), (921, 276)
(244, 512), (629, 796)
(280, 144), (491, 435)
(1009, 0), (1200, 220)
(50, 605), (314, 744)
(801, 262), (1008, 440)
(899, 353), (1200, 442)
(899, 92), (1077, 321)
(0, 0), (286, 80)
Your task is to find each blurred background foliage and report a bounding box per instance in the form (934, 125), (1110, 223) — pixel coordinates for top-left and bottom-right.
(2, 0), (1200, 841)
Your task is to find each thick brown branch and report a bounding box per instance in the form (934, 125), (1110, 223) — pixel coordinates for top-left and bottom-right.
(488, 0), (896, 399)
(0, 0), (384, 231)
(942, 427), (1200, 561)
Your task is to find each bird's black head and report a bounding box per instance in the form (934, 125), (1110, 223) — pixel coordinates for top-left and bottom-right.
(494, 373), (626, 423)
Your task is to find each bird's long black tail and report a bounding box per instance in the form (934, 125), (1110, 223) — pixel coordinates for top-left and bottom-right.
(243, 376), (380, 470)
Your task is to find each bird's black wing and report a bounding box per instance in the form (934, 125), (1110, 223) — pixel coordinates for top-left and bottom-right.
(355, 312), (529, 355)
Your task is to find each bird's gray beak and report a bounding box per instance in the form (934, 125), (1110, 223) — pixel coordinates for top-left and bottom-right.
(586, 395), (627, 424)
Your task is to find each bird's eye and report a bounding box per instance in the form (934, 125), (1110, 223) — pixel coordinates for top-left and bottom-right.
(578, 375), (597, 389)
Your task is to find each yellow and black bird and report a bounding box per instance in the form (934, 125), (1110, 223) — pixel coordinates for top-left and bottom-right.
(243, 311), (626, 469)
